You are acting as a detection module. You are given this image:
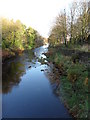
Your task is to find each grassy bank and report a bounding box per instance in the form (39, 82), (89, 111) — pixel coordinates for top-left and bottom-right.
(45, 47), (89, 119)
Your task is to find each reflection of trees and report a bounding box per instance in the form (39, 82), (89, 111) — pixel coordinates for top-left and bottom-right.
(2, 61), (26, 94)
(25, 50), (35, 62)
(2, 50), (35, 94)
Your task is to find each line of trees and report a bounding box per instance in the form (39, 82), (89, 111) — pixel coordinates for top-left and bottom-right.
(49, 0), (89, 47)
(2, 18), (44, 51)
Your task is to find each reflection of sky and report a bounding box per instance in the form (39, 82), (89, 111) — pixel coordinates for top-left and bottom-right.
(0, 0), (74, 38)
(34, 44), (49, 58)
(2, 45), (48, 94)
(2, 45), (72, 118)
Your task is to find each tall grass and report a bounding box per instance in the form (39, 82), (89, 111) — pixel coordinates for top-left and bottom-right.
(46, 50), (88, 119)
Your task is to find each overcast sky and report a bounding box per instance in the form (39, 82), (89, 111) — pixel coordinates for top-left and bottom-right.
(0, 0), (75, 38)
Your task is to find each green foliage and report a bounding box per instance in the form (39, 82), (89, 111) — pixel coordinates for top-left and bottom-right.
(2, 18), (44, 60)
(61, 63), (88, 118)
(67, 63), (87, 82)
(25, 27), (36, 49)
(46, 48), (88, 119)
(2, 19), (25, 50)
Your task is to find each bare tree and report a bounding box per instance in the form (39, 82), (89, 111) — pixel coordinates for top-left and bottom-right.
(69, 1), (77, 43)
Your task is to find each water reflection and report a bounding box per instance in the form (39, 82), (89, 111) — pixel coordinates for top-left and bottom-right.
(2, 50), (35, 94)
(2, 45), (72, 118)
(2, 61), (25, 94)
(44, 66), (61, 97)
(25, 50), (35, 62)
(34, 44), (49, 59)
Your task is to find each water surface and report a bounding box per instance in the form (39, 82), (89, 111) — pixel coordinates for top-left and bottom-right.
(2, 45), (72, 118)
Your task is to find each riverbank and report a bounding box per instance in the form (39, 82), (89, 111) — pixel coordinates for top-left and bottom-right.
(2, 48), (24, 62)
(45, 46), (89, 119)
(2, 43), (45, 62)
(2, 45), (72, 118)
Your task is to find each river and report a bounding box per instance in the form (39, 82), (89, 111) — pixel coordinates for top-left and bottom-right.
(2, 44), (72, 118)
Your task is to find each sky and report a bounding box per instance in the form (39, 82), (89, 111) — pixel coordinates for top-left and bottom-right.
(0, 0), (74, 38)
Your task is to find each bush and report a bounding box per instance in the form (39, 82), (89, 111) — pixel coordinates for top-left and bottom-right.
(46, 48), (88, 118)
(67, 63), (87, 82)
(71, 53), (80, 63)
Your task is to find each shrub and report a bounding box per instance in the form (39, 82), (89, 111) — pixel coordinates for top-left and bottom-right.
(67, 63), (86, 83)
(71, 53), (80, 63)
